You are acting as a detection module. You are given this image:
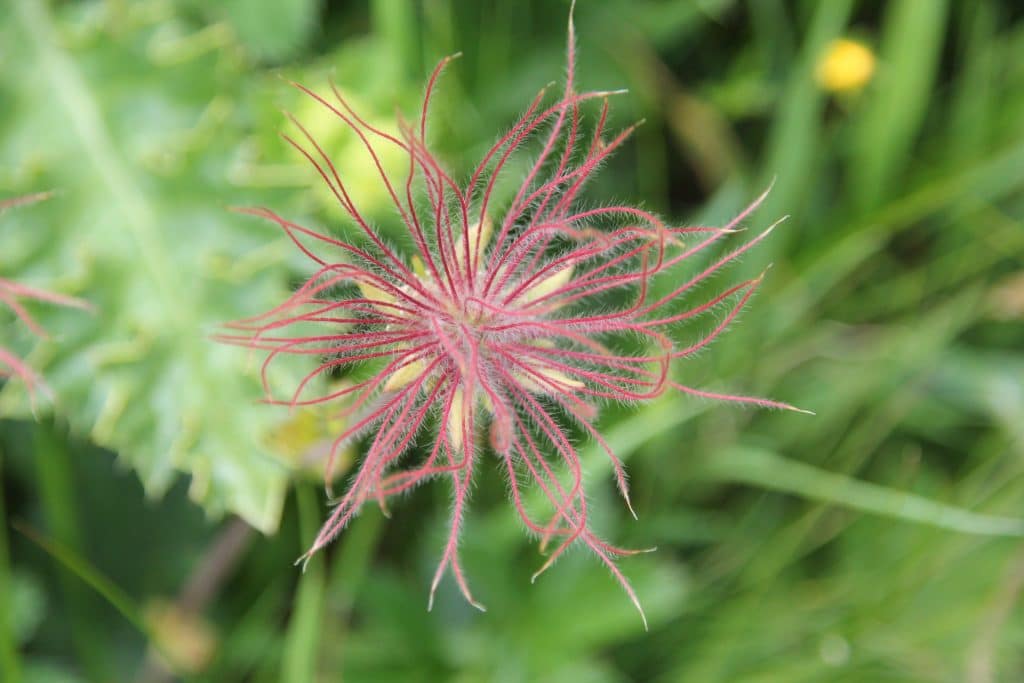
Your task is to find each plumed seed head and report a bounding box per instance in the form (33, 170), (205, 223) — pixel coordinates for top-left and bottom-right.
(221, 4), (805, 628)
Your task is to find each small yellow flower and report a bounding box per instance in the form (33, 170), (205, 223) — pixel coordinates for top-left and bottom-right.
(816, 38), (876, 93)
(144, 599), (217, 674)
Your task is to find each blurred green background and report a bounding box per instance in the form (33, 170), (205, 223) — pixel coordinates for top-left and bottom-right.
(2, 0), (1024, 681)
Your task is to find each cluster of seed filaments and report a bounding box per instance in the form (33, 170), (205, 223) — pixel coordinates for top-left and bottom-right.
(222, 12), (801, 626)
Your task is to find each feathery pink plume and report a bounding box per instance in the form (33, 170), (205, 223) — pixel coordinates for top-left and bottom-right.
(222, 4), (806, 628)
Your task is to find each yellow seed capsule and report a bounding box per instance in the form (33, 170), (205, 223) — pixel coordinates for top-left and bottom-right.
(521, 265), (574, 305)
(384, 359), (426, 392)
(514, 364), (585, 394)
(411, 254), (428, 279)
(448, 387), (464, 449)
(816, 38), (876, 93)
(454, 215), (493, 271)
(144, 599), (218, 674)
(358, 280), (395, 306)
(479, 388), (494, 414)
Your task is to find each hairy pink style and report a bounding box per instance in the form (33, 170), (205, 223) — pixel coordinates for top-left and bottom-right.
(222, 7), (804, 626)
(1, 192), (91, 402)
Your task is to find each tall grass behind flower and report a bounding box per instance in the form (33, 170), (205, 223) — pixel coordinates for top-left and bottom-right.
(221, 5), (806, 625)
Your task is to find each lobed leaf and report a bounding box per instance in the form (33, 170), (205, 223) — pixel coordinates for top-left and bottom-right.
(0, 0), (313, 531)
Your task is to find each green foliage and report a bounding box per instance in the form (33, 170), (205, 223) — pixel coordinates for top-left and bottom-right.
(220, 0), (321, 62)
(0, 0), (303, 531)
(2, 0), (1024, 681)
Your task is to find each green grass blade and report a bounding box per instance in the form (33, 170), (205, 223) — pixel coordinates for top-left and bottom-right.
(757, 0), (853, 241)
(12, 520), (190, 681)
(0, 450), (22, 683)
(371, 0), (420, 78)
(948, 0), (998, 164)
(280, 486), (326, 683)
(32, 424), (110, 681)
(327, 508), (384, 616)
(850, 0), (951, 209)
(703, 446), (1024, 538)
(774, 139), (1024, 335)
(12, 521), (147, 639)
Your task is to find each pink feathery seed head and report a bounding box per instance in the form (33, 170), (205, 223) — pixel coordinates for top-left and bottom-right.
(221, 4), (807, 628)
(1, 192), (92, 402)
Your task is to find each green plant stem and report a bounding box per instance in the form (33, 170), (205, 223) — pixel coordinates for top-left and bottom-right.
(280, 486), (326, 683)
(324, 506), (384, 673)
(328, 507), (383, 616)
(757, 0), (854, 250)
(33, 423), (110, 682)
(0, 448), (22, 683)
(371, 0), (421, 79)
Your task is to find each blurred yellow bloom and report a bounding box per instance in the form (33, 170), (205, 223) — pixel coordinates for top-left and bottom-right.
(816, 38), (876, 93)
(988, 271), (1024, 320)
(145, 600), (217, 674)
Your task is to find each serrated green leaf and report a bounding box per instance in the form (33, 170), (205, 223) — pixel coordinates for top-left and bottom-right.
(0, 0), (313, 532)
(221, 0), (321, 62)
